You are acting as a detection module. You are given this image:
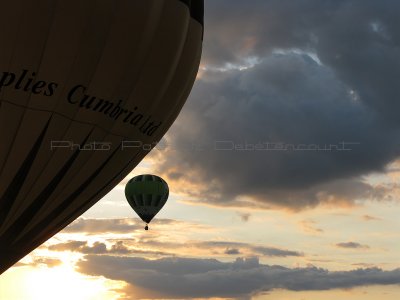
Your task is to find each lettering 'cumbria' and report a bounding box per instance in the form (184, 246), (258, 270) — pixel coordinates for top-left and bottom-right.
(68, 84), (162, 136)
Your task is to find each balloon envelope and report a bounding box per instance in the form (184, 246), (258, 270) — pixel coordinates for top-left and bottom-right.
(0, 0), (203, 274)
(125, 174), (169, 225)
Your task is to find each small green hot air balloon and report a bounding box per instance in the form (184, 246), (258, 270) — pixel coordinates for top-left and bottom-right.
(125, 174), (169, 230)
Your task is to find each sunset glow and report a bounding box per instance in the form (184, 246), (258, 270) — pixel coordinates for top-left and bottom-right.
(1, 0), (400, 299)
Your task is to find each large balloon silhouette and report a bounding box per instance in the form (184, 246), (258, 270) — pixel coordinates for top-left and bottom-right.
(125, 174), (169, 231)
(0, 0), (203, 274)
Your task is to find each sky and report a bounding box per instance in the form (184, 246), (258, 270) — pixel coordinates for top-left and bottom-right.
(1, 0), (400, 299)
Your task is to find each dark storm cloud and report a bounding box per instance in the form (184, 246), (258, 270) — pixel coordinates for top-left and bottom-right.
(156, 54), (396, 208)
(151, 0), (400, 209)
(77, 255), (400, 299)
(336, 242), (370, 249)
(204, 0), (400, 75)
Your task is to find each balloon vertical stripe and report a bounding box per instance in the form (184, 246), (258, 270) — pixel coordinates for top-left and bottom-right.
(0, 118), (51, 226)
(0, 130), (93, 244)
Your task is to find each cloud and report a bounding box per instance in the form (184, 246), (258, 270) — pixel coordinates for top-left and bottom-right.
(238, 213), (251, 222)
(135, 239), (302, 258)
(110, 241), (131, 254)
(30, 257), (63, 268)
(352, 263), (377, 268)
(57, 219), (302, 259)
(63, 218), (141, 234)
(336, 242), (370, 250)
(199, 241), (302, 258)
(62, 218), (194, 235)
(148, 0), (400, 210)
(362, 215), (382, 221)
(47, 237), (301, 259)
(48, 240), (170, 256)
(249, 246), (301, 257)
(12, 256), (63, 268)
(49, 241), (108, 254)
(299, 220), (324, 235)
(154, 54), (396, 209)
(224, 248), (241, 255)
(77, 255), (400, 299)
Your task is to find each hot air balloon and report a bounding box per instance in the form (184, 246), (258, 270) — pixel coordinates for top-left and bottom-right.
(0, 0), (203, 274)
(125, 174), (169, 230)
